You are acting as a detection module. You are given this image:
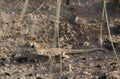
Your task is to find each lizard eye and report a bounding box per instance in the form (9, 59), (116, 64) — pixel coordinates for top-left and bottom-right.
(31, 45), (35, 48)
(29, 41), (35, 48)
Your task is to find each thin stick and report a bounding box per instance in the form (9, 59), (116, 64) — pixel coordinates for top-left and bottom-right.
(55, 0), (62, 78)
(103, 0), (120, 67)
(49, 0), (62, 79)
(99, 0), (105, 48)
(25, 0), (46, 16)
(19, 0), (29, 21)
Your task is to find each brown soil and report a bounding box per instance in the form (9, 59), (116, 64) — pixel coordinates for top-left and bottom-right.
(0, 0), (120, 79)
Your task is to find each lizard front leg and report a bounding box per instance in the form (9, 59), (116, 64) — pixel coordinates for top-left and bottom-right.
(46, 54), (56, 64)
(44, 54), (52, 64)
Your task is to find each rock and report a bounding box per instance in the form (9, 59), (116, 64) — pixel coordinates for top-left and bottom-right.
(36, 74), (41, 79)
(98, 73), (107, 79)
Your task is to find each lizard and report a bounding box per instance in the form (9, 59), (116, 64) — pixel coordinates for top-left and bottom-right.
(28, 41), (111, 61)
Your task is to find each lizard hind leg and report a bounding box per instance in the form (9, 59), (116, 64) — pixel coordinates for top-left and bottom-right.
(62, 52), (70, 63)
(62, 52), (70, 58)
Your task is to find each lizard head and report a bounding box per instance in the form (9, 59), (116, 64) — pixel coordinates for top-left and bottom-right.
(27, 41), (49, 56)
(28, 41), (43, 51)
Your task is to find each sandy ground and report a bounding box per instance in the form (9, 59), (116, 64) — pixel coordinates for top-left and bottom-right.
(0, 0), (120, 79)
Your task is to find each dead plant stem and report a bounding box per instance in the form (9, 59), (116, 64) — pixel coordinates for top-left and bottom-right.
(103, 0), (120, 67)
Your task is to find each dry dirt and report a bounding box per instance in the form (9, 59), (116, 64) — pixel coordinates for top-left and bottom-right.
(0, 0), (120, 79)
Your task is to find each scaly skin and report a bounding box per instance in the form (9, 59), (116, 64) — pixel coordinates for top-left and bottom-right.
(32, 48), (110, 56)
(29, 41), (111, 60)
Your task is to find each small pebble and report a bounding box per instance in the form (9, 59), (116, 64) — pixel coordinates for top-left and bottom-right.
(83, 71), (90, 75)
(36, 74), (42, 79)
(83, 41), (90, 46)
(89, 62), (96, 67)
